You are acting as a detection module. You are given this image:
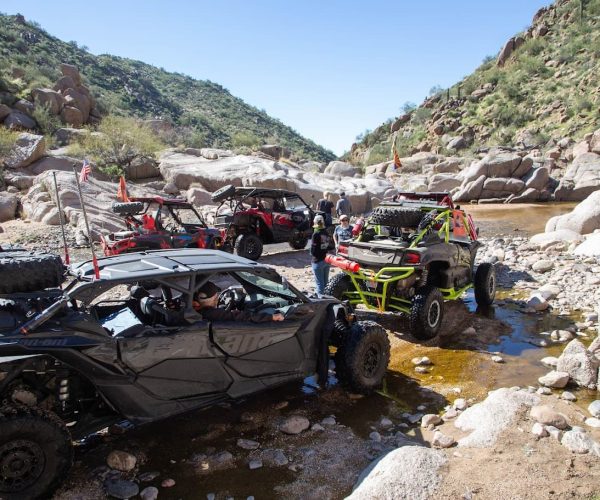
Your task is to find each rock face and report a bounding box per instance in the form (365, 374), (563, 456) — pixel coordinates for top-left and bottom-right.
(554, 153), (600, 201)
(0, 192), (18, 222)
(455, 388), (540, 447)
(556, 340), (599, 389)
(573, 233), (600, 256)
(546, 190), (600, 235)
(347, 446), (446, 500)
(5, 133), (46, 169)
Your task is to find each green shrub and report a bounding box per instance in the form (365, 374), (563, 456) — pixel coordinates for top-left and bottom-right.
(31, 103), (61, 138)
(231, 131), (260, 148)
(412, 107), (432, 125)
(68, 115), (165, 178)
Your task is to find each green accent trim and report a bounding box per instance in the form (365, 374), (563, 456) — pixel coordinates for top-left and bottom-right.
(438, 283), (472, 300)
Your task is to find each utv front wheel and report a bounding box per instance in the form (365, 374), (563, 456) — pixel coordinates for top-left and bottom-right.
(288, 237), (308, 250)
(0, 406), (73, 500)
(234, 233), (263, 260)
(324, 273), (353, 299)
(342, 321), (390, 393)
(410, 286), (444, 340)
(474, 262), (496, 306)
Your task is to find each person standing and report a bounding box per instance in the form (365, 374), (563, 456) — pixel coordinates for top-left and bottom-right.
(315, 191), (334, 226)
(333, 214), (353, 250)
(310, 215), (331, 297)
(336, 192), (352, 217)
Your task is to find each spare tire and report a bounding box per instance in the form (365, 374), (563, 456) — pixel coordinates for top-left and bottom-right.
(112, 201), (144, 215)
(369, 206), (424, 227)
(0, 251), (66, 294)
(211, 184), (236, 203)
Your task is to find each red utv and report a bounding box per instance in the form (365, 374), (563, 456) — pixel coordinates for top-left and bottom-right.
(212, 185), (334, 260)
(101, 197), (228, 256)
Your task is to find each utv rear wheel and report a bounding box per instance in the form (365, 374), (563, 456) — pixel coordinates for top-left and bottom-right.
(369, 206), (424, 228)
(211, 184), (236, 203)
(474, 262), (496, 306)
(289, 237), (308, 250)
(0, 252), (65, 294)
(342, 320), (390, 393)
(410, 286), (444, 340)
(0, 406), (72, 500)
(324, 273), (353, 299)
(111, 201), (144, 215)
(234, 233), (263, 261)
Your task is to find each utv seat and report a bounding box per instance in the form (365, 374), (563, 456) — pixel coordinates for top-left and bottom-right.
(140, 297), (183, 326)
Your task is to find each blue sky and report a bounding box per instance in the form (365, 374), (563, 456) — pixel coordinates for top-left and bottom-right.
(3, 0), (550, 155)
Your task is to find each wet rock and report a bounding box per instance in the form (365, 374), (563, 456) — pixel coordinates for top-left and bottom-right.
(537, 387), (552, 395)
(421, 414), (442, 427)
(311, 423), (324, 431)
(104, 479), (139, 499)
(442, 408), (459, 421)
(280, 415), (310, 435)
(432, 431), (456, 448)
(415, 366), (430, 374)
(586, 417), (600, 428)
(379, 417), (393, 428)
(491, 355), (504, 363)
(532, 423), (549, 437)
(237, 438), (260, 450)
(161, 478), (175, 488)
(532, 260), (554, 272)
(107, 450), (137, 472)
(411, 356), (432, 366)
(561, 391), (577, 401)
(407, 412), (424, 424)
(556, 339), (599, 389)
(538, 371), (570, 388)
(561, 429), (600, 455)
(541, 356), (559, 368)
(538, 284), (561, 300)
(321, 416), (336, 426)
(453, 399), (468, 411)
(261, 449), (288, 467)
(248, 459), (263, 470)
(589, 400), (600, 418)
(139, 471), (160, 482)
(527, 294), (549, 311)
(369, 431), (382, 442)
(140, 486), (159, 500)
(530, 405), (569, 429)
(551, 330), (574, 342)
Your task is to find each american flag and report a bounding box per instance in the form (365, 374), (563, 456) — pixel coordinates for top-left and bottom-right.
(79, 160), (91, 183)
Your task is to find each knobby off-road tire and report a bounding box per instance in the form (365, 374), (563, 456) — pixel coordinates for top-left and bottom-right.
(474, 262), (496, 306)
(0, 405), (73, 500)
(234, 233), (263, 261)
(340, 320), (390, 394)
(211, 184), (236, 203)
(369, 206), (424, 228)
(288, 237), (308, 250)
(111, 201), (144, 215)
(0, 252), (65, 294)
(324, 273), (353, 300)
(409, 286), (444, 340)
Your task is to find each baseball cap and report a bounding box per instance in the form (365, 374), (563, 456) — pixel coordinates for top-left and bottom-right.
(340, 214), (349, 221)
(195, 281), (221, 299)
(314, 214), (325, 226)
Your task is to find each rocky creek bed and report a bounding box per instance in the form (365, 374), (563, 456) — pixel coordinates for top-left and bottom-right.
(1, 206), (599, 499)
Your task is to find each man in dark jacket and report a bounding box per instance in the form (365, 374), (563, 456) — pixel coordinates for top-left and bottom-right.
(192, 281), (284, 322)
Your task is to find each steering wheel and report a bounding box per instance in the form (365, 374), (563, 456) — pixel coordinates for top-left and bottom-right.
(218, 287), (246, 311)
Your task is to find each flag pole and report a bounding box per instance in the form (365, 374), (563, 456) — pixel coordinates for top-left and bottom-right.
(72, 164), (100, 279)
(52, 171), (70, 265)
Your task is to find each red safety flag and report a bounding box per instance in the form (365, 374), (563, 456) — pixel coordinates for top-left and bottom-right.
(117, 176), (130, 202)
(79, 159), (91, 183)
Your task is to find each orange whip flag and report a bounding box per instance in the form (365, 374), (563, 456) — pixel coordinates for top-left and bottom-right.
(393, 147), (402, 171)
(117, 176), (130, 202)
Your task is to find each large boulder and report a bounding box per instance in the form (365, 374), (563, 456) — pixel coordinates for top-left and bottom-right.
(0, 104), (11, 121)
(259, 144), (290, 159)
(347, 446), (446, 500)
(428, 173), (461, 192)
(324, 161), (359, 177)
(54, 127), (90, 146)
(454, 174), (486, 202)
(53, 75), (76, 93)
(545, 191), (600, 235)
(4, 110), (36, 129)
(460, 153), (532, 183)
(60, 106), (84, 128)
(530, 229), (583, 249)
(59, 63), (82, 86)
(524, 167), (550, 191)
(126, 158), (160, 180)
(14, 99), (35, 116)
(554, 153), (600, 201)
(400, 152), (444, 173)
(187, 186), (213, 206)
(63, 88), (91, 122)
(556, 340), (599, 389)
(5, 133), (46, 169)
(506, 187), (542, 203)
(573, 233), (600, 256)
(590, 129), (600, 154)
(0, 192), (18, 222)
(31, 88), (65, 115)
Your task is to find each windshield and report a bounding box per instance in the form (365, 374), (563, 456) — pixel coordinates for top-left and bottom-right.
(234, 271), (298, 299)
(169, 207), (206, 226)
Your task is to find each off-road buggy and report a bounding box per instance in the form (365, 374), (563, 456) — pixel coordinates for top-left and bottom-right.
(324, 192), (496, 339)
(212, 185), (335, 260)
(100, 196), (227, 256)
(0, 249), (389, 499)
